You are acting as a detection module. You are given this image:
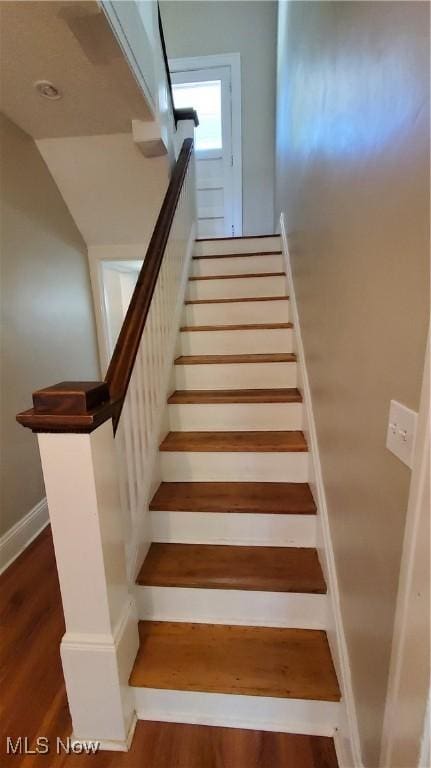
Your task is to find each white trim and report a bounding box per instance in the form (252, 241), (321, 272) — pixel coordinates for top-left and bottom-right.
(101, 1), (156, 116)
(0, 497), (49, 575)
(134, 687), (340, 736)
(280, 212), (363, 768)
(71, 713), (136, 753)
(87, 244), (147, 375)
(379, 335), (430, 767)
(418, 693), (430, 768)
(169, 53), (242, 236)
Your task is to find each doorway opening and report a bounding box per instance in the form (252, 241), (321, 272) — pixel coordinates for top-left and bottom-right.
(170, 53), (242, 238)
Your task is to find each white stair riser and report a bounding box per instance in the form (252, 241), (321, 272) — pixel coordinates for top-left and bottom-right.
(194, 236), (281, 257)
(192, 253), (283, 277)
(180, 328), (293, 356)
(150, 511), (317, 547)
(133, 688), (340, 736)
(160, 451), (309, 483)
(187, 275), (287, 301)
(184, 299), (289, 326)
(168, 402), (303, 431)
(175, 362), (298, 390)
(135, 586), (327, 630)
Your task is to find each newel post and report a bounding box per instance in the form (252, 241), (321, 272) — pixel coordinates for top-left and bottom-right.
(17, 383), (139, 750)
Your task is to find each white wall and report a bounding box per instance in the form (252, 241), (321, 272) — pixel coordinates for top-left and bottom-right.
(160, 0), (277, 236)
(275, 2), (430, 764)
(36, 133), (169, 246)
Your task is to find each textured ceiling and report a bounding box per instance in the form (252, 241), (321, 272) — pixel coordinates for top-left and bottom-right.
(0, 1), (153, 138)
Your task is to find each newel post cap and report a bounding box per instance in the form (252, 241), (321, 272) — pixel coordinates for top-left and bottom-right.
(16, 381), (114, 433)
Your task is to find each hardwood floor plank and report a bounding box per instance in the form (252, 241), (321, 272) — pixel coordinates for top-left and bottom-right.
(159, 431), (308, 452)
(137, 543), (326, 593)
(167, 388), (302, 404)
(130, 622), (340, 701)
(149, 481), (317, 514)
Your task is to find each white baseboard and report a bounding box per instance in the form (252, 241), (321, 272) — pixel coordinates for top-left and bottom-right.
(0, 497), (49, 575)
(280, 213), (363, 768)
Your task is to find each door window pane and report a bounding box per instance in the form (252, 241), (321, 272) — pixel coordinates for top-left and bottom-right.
(172, 80), (222, 151)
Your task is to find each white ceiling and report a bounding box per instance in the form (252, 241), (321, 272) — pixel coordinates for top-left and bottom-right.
(0, 0), (153, 138)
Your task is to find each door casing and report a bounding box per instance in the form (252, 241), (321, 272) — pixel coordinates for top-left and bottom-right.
(170, 53), (242, 237)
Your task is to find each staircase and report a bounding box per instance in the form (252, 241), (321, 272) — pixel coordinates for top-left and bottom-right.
(17, 132), (342, 748)
(129, 235), (341, 735)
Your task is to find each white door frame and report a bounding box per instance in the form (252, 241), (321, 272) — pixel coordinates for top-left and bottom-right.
(380, 333), (430, 767)
(169, 53), (242, 236)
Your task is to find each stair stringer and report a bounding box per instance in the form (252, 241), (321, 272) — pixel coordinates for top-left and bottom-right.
(280, 213), (364, 768)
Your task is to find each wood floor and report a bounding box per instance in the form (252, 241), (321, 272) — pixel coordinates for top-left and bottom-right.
(0, 528), (338, 767)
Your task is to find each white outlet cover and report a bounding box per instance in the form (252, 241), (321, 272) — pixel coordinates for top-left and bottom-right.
(386, 400), (418, 469)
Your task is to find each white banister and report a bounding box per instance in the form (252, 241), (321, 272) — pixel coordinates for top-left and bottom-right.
(115, 152), (196, 577)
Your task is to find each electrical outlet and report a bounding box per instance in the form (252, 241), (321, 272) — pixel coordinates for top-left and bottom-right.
(386, 400), (418, 469)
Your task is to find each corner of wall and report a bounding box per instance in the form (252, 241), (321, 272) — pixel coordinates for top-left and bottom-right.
(280, 212), (364, 768)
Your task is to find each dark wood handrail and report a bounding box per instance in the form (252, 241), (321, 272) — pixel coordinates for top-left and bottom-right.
(106, 137), (194, 430)
(17, 138), (194, 434)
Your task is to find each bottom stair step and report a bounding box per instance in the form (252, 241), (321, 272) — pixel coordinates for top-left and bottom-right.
(130, 622), (340, 702)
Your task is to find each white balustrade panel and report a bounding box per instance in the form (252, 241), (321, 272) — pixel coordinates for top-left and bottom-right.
(115, 157), (196, 579)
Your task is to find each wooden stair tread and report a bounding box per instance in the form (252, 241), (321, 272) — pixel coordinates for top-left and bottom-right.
(196, 234), (279, 241)
(193, 250), (282, 260)
(168, 388), (302, 404)
(130, 622), (340, 701)
(174, 353), (296, 365)
(185, 296), (289, 305)
(189, 272), (286, 281)
(180, 323), (292, 332)
(159, 431), (308, 453)
(137, 543), (326, 593)
(150, 482), (317, 515)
